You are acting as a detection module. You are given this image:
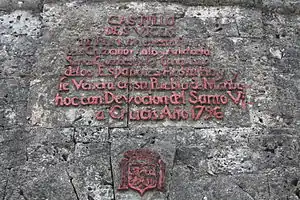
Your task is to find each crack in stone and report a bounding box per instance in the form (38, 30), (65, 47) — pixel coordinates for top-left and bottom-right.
(166, 134), (178, 200)
(72, 129), (78, 147)
(227, 36), (263, 39)
(66, 170), (80, 200)
(234, 18), (241, 37)
(73, 115), (83, 124)
(38, 0), (45, 13)
(108, 128), (116, 200)
(25, 142), (29, 162)
(2, 178), (8, 200)
(166, 159), (175, 200)
(236, 183), (256, 200)
(139, 136), (156, 148)
(19, 189), (29, 200)
(267, 175), (271, 198)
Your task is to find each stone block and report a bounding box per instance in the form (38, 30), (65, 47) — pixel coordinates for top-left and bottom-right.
(0, 11), (41, 37)
(169, 173), (270, 200)
(26, 128), (74, 167)
(111, 127), (176, 199)
(263, 0), (300, 14)
(0, 103), (28, 128)
(175, 127), (299, 176)
(3, 166), (76, 200)
(235, 8), (264, 38)
(0, 128), (31, 169)
(268, 167), (300, 199)
(0, 78), (29, 105)
(0, 0), (43, 12)
(68, 142), (113, 200)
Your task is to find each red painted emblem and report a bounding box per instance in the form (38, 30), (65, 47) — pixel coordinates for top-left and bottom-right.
(118, 149), (166, 196)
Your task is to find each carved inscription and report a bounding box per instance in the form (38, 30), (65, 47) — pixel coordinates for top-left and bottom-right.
(55, 14), (252, 121)
(118, 149), (166, 196)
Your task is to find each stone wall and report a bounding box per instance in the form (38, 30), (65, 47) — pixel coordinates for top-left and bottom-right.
(0, 0), (299, 200)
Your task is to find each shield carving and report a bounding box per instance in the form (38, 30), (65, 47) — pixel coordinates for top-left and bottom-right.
(118, 149), (166, 196)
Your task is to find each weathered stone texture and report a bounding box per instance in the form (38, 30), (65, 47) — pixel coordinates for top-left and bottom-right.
(0, 0), (43, 12)
(0, 0), (299, 200)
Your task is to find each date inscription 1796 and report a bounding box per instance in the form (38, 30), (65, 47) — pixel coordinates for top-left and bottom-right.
(55, 14), (252, 121)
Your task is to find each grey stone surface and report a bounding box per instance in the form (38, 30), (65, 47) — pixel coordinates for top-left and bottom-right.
(0, 0), (43, 12)
(263, 0), (300, 15)
(175, 128), (300, 175)
(68, 142), (113, 200)
(0, 0), (299, 15)
(268, 167), (300, 199)
(0, 128), (30, 169)
(4, 165), (76, 200)
(0, 1), (299, 200)
(169, 173), (270, 200)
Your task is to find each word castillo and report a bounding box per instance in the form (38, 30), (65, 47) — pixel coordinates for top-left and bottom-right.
(105, 15), (176, 37)
(107, 15), (175, 26)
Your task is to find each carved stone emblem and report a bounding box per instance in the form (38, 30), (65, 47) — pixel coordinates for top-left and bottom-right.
(118, 149), (166, 196)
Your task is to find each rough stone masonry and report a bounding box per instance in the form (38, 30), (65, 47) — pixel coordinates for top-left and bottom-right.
(0, 0), (299, 199)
